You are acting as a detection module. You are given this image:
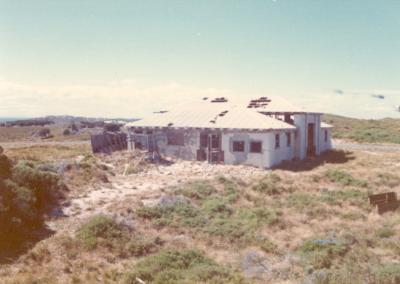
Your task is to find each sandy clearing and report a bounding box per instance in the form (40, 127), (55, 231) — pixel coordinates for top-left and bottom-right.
(49, 160), (268, 232)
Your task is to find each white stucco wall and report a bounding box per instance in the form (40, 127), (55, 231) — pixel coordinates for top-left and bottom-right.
(319, 128), (333, 153)
(222, 130), (295, 168)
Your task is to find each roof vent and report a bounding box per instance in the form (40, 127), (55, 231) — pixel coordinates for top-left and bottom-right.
(218, 110), (228, 117)
(203, 97), (209, 100)
(210, 120), (216, 124)
(211, 97), (228, 103)
(247, 97), (271, 108)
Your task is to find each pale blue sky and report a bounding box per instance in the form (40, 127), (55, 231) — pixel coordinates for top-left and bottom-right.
(1, 0), (400, 118)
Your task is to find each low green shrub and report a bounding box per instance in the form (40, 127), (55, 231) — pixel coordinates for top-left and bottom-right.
(375, 226), (396, 239)
(376, 173), (400, 188)
(77, 215), (161, 257)
(77, 215), (124, 249)
(136, 187), (281, 245)
(12, 161), (64, 208)
(176, 181), (216, 200)
(297, 238), (348, 269)
(325, 169), (367, 187)
(0, 156), (66, 253)
(252, 173), (288, 195)
(372, 263), (400, 284)
(123, 250), (246, 284)
(321, 189), (367, 206)
(286, 193), (318, 211)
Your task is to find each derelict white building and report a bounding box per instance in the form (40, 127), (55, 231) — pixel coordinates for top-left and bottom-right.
(124, 96), (333, 168)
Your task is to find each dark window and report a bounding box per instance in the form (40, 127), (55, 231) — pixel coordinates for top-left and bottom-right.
(324, 130), (328, 142)
(211, 135), (219, 149)
(286, 132), (291, 147)
(275, 134), (280, 149)
(232, 141), (245, 152)
(200, 134), (208, 148)
(250, 141), (262, 153)
(167, 132), (184, 146)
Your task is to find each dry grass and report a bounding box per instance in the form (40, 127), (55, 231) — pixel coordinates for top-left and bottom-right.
(0, 125), (99, 143)
(4, 144), (91, 162)
(0, 149), (399, 283)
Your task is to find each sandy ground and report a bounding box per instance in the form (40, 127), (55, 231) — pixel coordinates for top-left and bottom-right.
(50, 160), (268, 232)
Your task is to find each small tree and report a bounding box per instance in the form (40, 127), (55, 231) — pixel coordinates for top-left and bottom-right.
(38, 128), (51, 138)
(70, 122), (79, 132)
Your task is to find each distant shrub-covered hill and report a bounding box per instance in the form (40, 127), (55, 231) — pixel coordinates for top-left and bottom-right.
(323, 114), (400, 144)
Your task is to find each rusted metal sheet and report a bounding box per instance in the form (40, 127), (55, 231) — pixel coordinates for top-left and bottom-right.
(377, 201), (399, 214)
(90, 132), (127, 154)
(369, 192), (399, 214)
(369, 192), (397, 205)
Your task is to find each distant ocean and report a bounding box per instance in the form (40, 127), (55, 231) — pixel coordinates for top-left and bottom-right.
(0, 117), (31, 123)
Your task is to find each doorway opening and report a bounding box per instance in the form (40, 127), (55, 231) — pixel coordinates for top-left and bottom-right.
(307, 123), (316, 157)
(197, 131), (224, 163)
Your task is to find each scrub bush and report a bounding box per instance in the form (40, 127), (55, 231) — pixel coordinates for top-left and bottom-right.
(0, 155), (66, 254)
(123, 249), (246, 284)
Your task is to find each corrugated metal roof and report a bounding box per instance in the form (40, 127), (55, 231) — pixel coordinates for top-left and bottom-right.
(126, 104), (296, 131)
(125, 96), (321, 131)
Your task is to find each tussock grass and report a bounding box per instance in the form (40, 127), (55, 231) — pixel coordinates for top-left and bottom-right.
(297, 238), (349, 269)
(123, 249), (246, 284)
(136, 179), (282, 246)
(325, 169), (368, 187)
(5, 144), (91, 162)
(77, 215), (162, 258)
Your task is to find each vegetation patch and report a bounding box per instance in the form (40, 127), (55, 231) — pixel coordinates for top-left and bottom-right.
(77, 215), (161, 258)
(297, 238), (349, 269)
(376, 172), (400, 188)
(323, 114), (400, 144)
(321, 189), (368, 207)
(136, 179), (282, 245)
(375, 226), (396, 239)
(372, 263), (400, 284)
(251, 173), (294, 195)
(123, 249), (246, 284)
(325, 169), (368, 187)
(0, 154), (66, 257)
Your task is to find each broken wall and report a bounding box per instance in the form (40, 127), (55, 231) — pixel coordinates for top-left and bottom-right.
(154, 129), (199, 160)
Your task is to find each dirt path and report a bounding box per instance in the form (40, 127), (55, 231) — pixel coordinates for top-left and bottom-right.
(333, 139), (400, 152)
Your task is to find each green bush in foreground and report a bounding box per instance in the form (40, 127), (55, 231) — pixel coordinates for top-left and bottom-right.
(0, 156), (66, 252)
(123, 250), (246, 284)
